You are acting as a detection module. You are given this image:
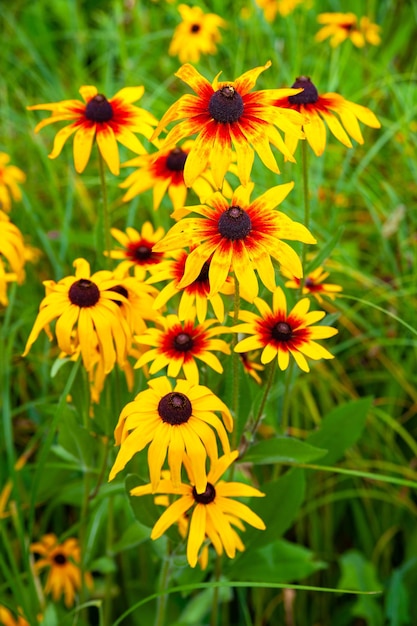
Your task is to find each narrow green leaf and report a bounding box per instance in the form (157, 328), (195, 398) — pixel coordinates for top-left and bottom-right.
(243, 436), (327, 465)
(305, 226), (344, 274)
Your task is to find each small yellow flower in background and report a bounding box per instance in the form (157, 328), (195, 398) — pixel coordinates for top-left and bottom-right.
(0, 606), (29, 626)
(255, 0), (306, 21)
(120, 140), (229, 211)
(234, 286), (338, 373)
(169, 5), (227, 64)
(274, 76), (381, 157)
(148, 247), (234, 324)
(22, 258), (132, 374)
(283, 266), (343, 304)
(134, 309), (231, 384)
(130, 450), (266, 568)
(30, 534), (93, 608)
(27, 85), (157, 175)
(107, 221), (166, 276)
(152, 61), (305, 188)
(0, 153), (26, 213)
(239, 351), (264, 384)
(109, 376), (233, 494)
(0, 211), (26, 306)
(315, 12), (381, 48)
(153, 182), (316, 302)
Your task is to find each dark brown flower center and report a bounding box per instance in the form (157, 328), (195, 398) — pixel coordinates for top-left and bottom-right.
(53, 553), (67, 566)
(166, 147), (187, 172)
(218, 206), (251, 240)
(190, 23), (201, 33)
(127, 241), (152, 261)
(69, 279), (100, 307)
(288, 76), (319, 105)
(271, 321), (292, 342)
(192, 482), (216, 504)
(158, 392), (192, 425)
(173, 332), (194, 352)
(85, 94), (113, 122)
(108, 285), (128, 306)
(208, 85), (244, 123)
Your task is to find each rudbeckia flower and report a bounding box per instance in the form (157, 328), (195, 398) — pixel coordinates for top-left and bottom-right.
(22, 258), (132, 373)
(120, 140), (225, 211)
(315, 12), (381, 48)
(239, 351), (264, 384)
(255, 0), (305, 21)
(30, 534), (93, 608)
(169, 5), (227, 64)
(0, 153), (26, 212)
(274, 76), (381, 157)
(153, 183), (316, 302)
(107, 221), (166, 276)
(152, 61), (305, 187)
(110, 261), (159, 334)
(27, 85), (157, 175)
(109, 376), (233, 494)
(130, 451), (265, 568)
(282, 265), (343, 304)
(234, 287), (338, 372)
(0, 607), (29, 626)
(0, 211), (26, 305)
(148, 248), (234, 323)
(134, 310), (231, 384)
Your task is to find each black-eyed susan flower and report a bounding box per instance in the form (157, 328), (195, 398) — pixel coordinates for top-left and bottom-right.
(153, 183), (316, 302)
(22, 258), (132, 373)
(168, 4), (227, 64)
(239, 351), (264, 384)
(255, 0), (305, 21)
(234, 287), (338, 372)
(0, 153), (26, 213)
(315, 12), (381, 48)
(110, 261), (159, 334)
(0, 606), (29, 626)
(0, 211), (26, 305)
(152, 62), (305, 188)
(134, 310), (231, 384)
(107, 221), (166, 277)
(109, 376), (233, 494)
(120, 140), (225, 211)
(130, 450), (265, 567)
(30, 534), (93, 608)
(148, 248), (234, 323)
(27, 86), (157, 175)
(283, 265), (343, 304)
(274, 76), (381, 157)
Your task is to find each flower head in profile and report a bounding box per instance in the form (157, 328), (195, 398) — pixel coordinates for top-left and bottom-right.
(30, 534), (93, 608)
(107, 221), (166, 277)
(0, 153), (26, 212)
(169, 5), (227, 64)
(255, 0), (305, 21)
(153, 183), (316, 302)
(148, 248), (234, 323)
(283, 265), (343, 304)
(120, 140), (223, 211)
(27, 85), (157, 175)
(152, 62), (305, 188)
(134, 310), (231, 384)
(130, 450), (265, 568)
(234, 287), (338, 372)
(109, 376), (233, 494)
(315, 13), (381, 48)
(22, 258), (132, 373)
(274, 76), (381, 157)
(239, 351), (264, 384)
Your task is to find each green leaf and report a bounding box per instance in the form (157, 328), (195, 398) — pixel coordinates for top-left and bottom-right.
(240, 468), (305, 552)
(338, 550), (383, 626)
(305, 226), (344, 274)
(112, 521), (150, 554)
(57, 410), (95, 469)
(228, 538), (326, 583)
(306, 397), (373, 465)
(385, 559), (416, 626)
(89, 556), (116, 574)
(243, 437), (327, 465)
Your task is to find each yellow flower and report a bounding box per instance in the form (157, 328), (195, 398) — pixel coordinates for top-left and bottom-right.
(153, 183), (316, 302)
(0, 211), (26, 306)
(151, 62), (304, 188)
(169, 4), (227, 64)
(234, 286), (338, 372)
(274, 76), (381, 156)
(283, 265), (343, 304)
(23, 258), (132, 374)
(107, 221), (166, 276)
(315, 12), (381, 48)
(0, 153), (25, 212)
(130, 451), (265, 568)
(255, 0), (306, 21)
(134, 309), (231, 384)
(109, 376), (233, 494)
(30, 534), (92, 608)
(27, 85), (157, 175)
(0, 606), (29, 626)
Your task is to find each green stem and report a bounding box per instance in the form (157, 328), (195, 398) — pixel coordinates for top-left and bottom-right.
(280, 360), (294, 435)
(231, 275), (241, 449)
(210, 555), (222, 626)
(154, 543), (171, 626)
(103, 495), (115, 626)
(97, 148), (112, 267)
(249, 359), (277, 441)
(299, 138), (311, 293)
